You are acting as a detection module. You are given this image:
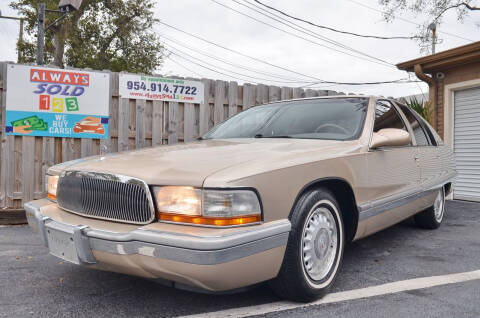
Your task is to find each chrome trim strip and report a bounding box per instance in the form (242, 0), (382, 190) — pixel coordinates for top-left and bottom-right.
(358, 188), (438, 221)
(89, 233), (289, 265)
(358, 171), (456, 222)
(358, 186), (423, 214)
(24, 199), (291, 265)
(86, 219), (291, 251)
(57, 170), (156, 225)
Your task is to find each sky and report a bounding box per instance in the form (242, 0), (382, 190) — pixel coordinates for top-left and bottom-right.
(0, 0), (479, 97)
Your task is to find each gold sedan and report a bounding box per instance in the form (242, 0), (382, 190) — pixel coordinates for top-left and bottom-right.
(25, 96), (456, 302)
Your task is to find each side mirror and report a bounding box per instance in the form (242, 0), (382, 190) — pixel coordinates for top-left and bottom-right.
(370, 128), (411, 149)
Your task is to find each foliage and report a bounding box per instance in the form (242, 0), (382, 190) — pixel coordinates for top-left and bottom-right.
(10, 0), (163, 73)
(378, 0), (480, 53)
(406, 96), (433, 124)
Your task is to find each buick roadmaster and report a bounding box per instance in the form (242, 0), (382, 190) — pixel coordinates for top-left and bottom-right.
(25, 96), (456, 301)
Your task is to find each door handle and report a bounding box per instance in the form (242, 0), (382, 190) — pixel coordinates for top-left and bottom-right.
(414, 155), (420, 161)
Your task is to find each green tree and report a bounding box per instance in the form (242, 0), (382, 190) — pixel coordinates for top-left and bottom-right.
(406, 96), (433, 124)
(378, 0), (479, 52)
(10, 0), (163, 73)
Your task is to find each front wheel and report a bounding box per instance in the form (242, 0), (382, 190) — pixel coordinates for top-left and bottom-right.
(414, 188), (445, 229)
(269, 188), (345, 302)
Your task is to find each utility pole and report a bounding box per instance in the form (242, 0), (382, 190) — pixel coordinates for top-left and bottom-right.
(36, 1), (82, 66)
(19, 19), (24, 61)
(0, 11), (25, 62)
(37, 3), (46, 65)
(428, 22), (437, 54)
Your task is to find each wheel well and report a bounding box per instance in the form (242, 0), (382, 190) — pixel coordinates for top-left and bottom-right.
(291, 178), (359, 243)
(444, 182), (452, 196)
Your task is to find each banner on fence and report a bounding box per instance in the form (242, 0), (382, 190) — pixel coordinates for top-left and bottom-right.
(119, 73), (204, 103)
(5, 64), (110, 139)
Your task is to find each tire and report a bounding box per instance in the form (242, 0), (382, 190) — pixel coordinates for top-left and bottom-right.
(414, 188), (445, 229)
(269, 188), (345, 302)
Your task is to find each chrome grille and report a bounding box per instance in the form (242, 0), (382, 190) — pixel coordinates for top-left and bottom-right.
(57, 171), (155, 224)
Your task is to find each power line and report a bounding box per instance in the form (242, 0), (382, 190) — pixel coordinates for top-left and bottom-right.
(165, 48), (263, 84)
(161, 35), (312, 83)
(159, 21), (327, 82)
(233, 0), (395, 66)
(304, 78), (419, 86)
(251, 0), (419, 40)
(163, 36), (419, 86)
(159, 22), (418, 86)
(209, 0), (394, 68)
(168, 45), (417, 86)
(164, 54), (204, 78)
(166, 44), (317, 84)
(344, 0), (474, 42)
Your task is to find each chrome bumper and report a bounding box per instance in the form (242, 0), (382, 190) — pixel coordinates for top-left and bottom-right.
(25, 199), (291, 266)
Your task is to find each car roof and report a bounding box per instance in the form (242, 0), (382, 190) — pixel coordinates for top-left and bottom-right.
(256, 95), (377, 107)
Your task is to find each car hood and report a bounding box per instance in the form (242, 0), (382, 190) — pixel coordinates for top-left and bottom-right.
(53, 139), (363, 187)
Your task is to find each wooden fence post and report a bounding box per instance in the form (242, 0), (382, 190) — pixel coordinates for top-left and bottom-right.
(199, 79), (211, 135)
(228, 81), (238, 118)
(168, 102), (179, 144)
(135, 99), (146, 149)
(118, 98), (130, 151)
(214, 80), (225, 125)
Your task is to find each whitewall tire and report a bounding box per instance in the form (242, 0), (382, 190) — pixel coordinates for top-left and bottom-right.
(269, 188), (345, 302)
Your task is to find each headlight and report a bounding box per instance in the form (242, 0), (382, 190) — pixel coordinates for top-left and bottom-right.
(154, 186), (201, 216)
(154, 186), (262, 226)
(46, 175), (59, 201)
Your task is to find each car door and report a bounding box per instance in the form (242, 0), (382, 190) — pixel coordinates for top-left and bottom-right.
(361, 100), (421, 234)
(396, 103), (441, 190)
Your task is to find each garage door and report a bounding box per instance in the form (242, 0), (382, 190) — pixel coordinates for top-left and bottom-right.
(454, 86), (480, 202)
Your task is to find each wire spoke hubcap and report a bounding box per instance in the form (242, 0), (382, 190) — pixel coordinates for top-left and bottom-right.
(302, 206), (338, 281)
(434, 190), (444, 222)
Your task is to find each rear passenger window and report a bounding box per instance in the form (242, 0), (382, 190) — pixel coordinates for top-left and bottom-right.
(398, 105), (431, 146)
(416, 115), (440, 146)
(374, 101), (410, 142)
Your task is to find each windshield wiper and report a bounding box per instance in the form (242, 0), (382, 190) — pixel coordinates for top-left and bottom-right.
(254, 134), (292, 138)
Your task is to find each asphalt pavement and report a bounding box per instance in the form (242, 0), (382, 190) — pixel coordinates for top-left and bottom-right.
(1, 200), (479, 318)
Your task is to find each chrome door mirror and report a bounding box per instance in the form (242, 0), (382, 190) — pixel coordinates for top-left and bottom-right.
(370, 128), (411, 149)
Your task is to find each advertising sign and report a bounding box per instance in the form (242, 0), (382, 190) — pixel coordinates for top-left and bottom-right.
(5, 64), (110, 139)
(119, 73), (204, 104)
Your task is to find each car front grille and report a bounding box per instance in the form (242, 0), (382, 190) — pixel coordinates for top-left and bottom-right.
(56, 171), (155, 224)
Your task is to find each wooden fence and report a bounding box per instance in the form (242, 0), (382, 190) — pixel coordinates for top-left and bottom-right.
(0, 62), (345, 210)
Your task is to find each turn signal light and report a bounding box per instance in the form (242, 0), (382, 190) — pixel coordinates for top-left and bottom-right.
(158, 213), (261, 226)
(46, 175), (59, 202)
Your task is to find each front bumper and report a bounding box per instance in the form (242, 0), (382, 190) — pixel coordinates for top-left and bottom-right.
(25, 199), (291, 291)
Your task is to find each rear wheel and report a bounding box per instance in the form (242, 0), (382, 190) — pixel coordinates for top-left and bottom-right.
(269, 188), (344, 302)
(414, 188), (445, 229)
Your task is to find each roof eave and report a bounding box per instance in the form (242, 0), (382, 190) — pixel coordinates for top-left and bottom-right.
(396, 41), (480, 73)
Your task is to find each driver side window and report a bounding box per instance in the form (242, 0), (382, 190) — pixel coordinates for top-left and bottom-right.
(374, 100), (411, 145)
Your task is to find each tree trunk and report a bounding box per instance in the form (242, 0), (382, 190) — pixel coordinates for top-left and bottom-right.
(53, 24), (66, 67)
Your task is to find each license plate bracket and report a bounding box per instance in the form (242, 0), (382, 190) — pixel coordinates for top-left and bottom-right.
(45, 221), (81, 265)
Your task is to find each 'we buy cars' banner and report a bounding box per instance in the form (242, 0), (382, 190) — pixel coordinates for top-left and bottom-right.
(5, 64), (110, 139)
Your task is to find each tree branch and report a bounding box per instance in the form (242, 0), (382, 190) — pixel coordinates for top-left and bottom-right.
(434, 2), (480, 21)
(461, 2), (480, 10)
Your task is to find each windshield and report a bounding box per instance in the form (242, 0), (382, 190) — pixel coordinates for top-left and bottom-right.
(202, 98), (369, 141)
